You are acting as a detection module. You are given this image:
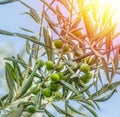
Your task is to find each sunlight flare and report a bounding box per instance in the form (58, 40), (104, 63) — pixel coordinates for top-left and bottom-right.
(93, 0), (120, 23)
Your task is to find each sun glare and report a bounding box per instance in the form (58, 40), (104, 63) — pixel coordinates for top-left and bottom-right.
(95, 0), (120, 23)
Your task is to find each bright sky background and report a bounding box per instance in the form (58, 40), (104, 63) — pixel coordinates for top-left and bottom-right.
(0, 0), (120, 117)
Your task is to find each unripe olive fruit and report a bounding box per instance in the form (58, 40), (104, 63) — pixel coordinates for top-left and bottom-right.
(54, 91), (62, 99)
(48, 81), (59, 91)
(80, 72), (92, 84)
(32, 87), (40, 95)
(63, 45), (70, 53)
(72, 30), (82, 37)
(57, 72), (64, 80)
(80, 63), (90, 73)
(42, 88), (52, 98)
(54, 39), (63, 49)
(27, 105), (37, 113)
(50, 73), (60, 82)
(35, 59), (44, 69)
(45, 61), (54, 70)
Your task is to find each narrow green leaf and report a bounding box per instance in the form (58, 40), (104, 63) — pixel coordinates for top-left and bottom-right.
(70, 94), (84, 100)
(93, 101), (101, 110)
(0, 0), (18, 4)
(17, 61), (41, 98)
(19, 27), (35, 33)
(0, 29), (50, 48)
(22, 11), (40, 24)
(52, 103), (73, 117)
(79, 83), (93, 93)
(79, 98), (95, 109)
(19, 0), (36, 10)
(66, 64), (75, 74)
(30, 9), (40, 23)
(45, 109), (55, 117)
(13, 60), (23, 87)
(5, 63), (16, 83)
(31, 43), (37, 59)
(43, 27), (53, 61)
(0, 99), (3, 107)
(4, 57), (27, 68)
(14, 33), (36, 40)
(5, 63), (16, 101)
(82, 104), (98, 117)
(66, 103), (87, 117)
(60, 80), (79, 94)
(92, 84), (109, 98)
(26, 40), (31, 54)
(22, 84), (40, 97)
(6, 62), (16, 82)
(0, 94), (8, 101)
(35, 91), (42, 108)
(14, 32), (50, 48)
(0, 29), (14, 36)
(112, 81), (120, 88)
(94, 88), (116, 102)
(17, 55), (28, 68)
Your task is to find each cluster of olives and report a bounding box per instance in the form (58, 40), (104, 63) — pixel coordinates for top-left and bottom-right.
(35, 59), (63, 99)
(35, 58), (92, 100)
(53, 39), (70, 53)
(35, 59), (54, 70)
(80, 63), (92, 84)
(35, 59), (63, 71)
(42, 72), (63, 99)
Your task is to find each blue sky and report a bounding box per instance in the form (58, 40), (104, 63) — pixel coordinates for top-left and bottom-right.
(0, 0), (120, 117)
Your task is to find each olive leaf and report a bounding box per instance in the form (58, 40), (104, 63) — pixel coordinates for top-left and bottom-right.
(43, 27), (54, 61)
(0, 0), (18, 4)
(66, 102), (87, 117)
(5, 62), (16, 102)
(82, 104), (98, 117)
(52, 103), (74, 117)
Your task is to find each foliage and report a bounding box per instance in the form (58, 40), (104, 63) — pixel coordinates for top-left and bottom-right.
(0, 0), (120, 117)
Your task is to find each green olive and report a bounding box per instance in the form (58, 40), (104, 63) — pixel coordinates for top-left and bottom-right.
(57, 72), (64, 80)
(35, 59), (44, 69)
(54, 91), (62, 99)
(48, 81), (59, 91)
(27, 105), (37, 113)
(50, 73), (60, 82)
(80, 63), (90, 73)
(54, 39), (63, 49)
(32, 87), (40, 95)
(42, 88), (52, 98)
(80, 72), (92, 84)
(45, 61), (54, 70)
(63, 45), (70, 53)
